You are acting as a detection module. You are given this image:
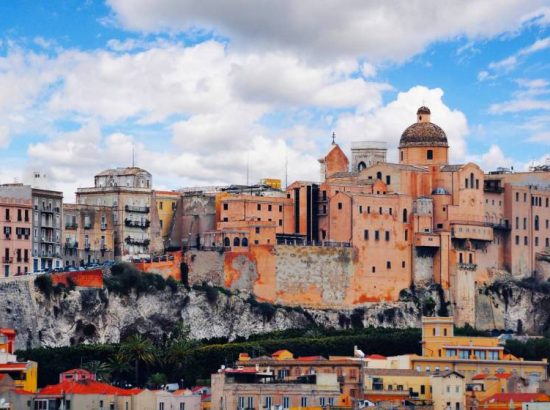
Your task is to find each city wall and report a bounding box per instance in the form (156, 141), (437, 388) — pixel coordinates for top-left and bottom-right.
(184, 244), (402, 308)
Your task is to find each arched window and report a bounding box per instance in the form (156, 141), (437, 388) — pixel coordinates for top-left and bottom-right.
(358, 162), (366, 171)
(403, 209), (408, 223)
(376, 171), (382, 180)
(242, 237), (249, 247)
(233, 237), (241, 247)
(470, 173), (474, 189)
(224, 237), (230, 247)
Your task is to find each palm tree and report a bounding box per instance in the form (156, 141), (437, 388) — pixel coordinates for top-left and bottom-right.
(118, 334), (156, 386)
(106, 355), (133, 386)
(83, 360), (112, 382)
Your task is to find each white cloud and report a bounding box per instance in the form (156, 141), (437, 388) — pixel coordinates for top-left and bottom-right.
(465, 144), (515, 172)
(107, 0), (550, 62)
(489, 99), (550, 114)
(528, 132), (550, 144)
(333, 86), (469, 164)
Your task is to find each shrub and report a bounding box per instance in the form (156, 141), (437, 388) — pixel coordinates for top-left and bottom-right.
(34, 275), (53, 297)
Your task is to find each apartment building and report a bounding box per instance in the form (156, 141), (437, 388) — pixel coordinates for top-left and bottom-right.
(76, 167), (154, 260)
(62, 204), (115, 266)
(0, 195), (31, 277)
(211, 368), (344, 410)
(0, 184), (63, 272)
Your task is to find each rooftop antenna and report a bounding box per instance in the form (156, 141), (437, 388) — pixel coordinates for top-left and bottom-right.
(332, 132), (336, 145)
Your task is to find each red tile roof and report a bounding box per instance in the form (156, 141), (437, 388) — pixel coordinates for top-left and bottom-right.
(38, 380), (139, 397)
(473, 372), (512, 381)
(0, 363), (28, 371)
(483, 393), (550, 403)
(0, 329), (16, 336)
(271, 350), (290, 357)
(296, 356), (326, 361)
(224, 368), (258, 374)
(366, 354), (386, 360)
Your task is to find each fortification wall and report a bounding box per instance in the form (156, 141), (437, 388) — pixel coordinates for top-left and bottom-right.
(184, 244), (408, 308)
(51, 270), (104, 288)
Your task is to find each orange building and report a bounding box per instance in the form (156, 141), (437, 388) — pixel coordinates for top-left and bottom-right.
(180, 106), (550, 320)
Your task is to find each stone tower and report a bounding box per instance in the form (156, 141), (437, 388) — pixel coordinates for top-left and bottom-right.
(351, 141), (387, 172)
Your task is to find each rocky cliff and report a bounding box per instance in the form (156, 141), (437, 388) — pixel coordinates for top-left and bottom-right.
(0, 275), (444, 351)
(3, 274), (546, 351)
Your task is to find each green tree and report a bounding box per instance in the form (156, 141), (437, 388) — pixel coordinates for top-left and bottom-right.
(83, 360), (112, 382)
(147, 372), (168, 389)
(118, 335), (156, 386)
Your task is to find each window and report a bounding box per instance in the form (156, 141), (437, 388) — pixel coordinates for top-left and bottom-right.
(474, 350), (486, 360)
(364, 230), (369, 240)
(359, 205), (363, 214)
(379, 207), (382, 214)
(488, 351), (499, 360)
(405, 230), (408, 241)
(401, 151), (404, 161)
(367, 206), (371, 214)
(233, 237), (241, 247)
(524, 193), (527, 202)
(264, 396), (272, 409)
(279, 219), (283, 226)
(319, 397), (326, 406)
(403, 209), (408, 222)
(420, 385), (425, 395)
(516, 192), (519, 202)
(525, 236), (528, 246)
(328, 398), (334, 406)
(159, 201), (163, 210)
(389, 208), (392, 215)
(515, 217), (519, 229)
(300, 398), (308, 407)
(515, 235), (519, 245)
(247, 397), (254, 409)
(268, 204), (272, 212)
(535, 216), (540, 230)
(386, 175), (391, 185)
(536, 237), (539, 246)
(386, 261), (391, 269)
(385, 231), (390, 241)
(257, 204), (261, 211)
(283, 397), (290, 409)
(375, 231), (380, 241)
(372, 266), (376, 273)
(524, 217), (527, 230)
(427, 149), (433, 160)
(470, 173), (474, 189)
(402, 261), (405, 268)
(459, 350), (469, 359)
(465, 178), (469, 189)
(159, 404), (165, 410)
(224, 237), (230, 247)
(255, 227), (260, 234)
(338, 202), (343, 210)
(223, 203), (228, 211)
(376, 171), (382, 180)
(476, 179), (479, 189)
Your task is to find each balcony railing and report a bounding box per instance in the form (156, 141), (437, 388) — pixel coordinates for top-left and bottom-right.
(124, 219), (150, 229)
(65, 223), (78, 230)
(125, 205), (150, 213)
(2, 257), (13, 264)
(457, 263), (477, 271)
(125, 237), (150, 247)
(64, 242), (78, 249)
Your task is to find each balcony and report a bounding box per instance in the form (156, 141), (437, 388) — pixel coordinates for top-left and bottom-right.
(100, 224), (107, 231)
(125, 236), (150, 247)
(485, 220), (510, 230)
(450, 221), (493, 241)
(125, 205), (150, 213)
(84, 244), (91, 251)
(457, 263), (477, 271)
(65, 222), (78, 230)
(124, 219), (150, 229)
(2, 257), (13, 264)
(84, 223), (92, 230)
(65, 242), (78, 249)
(414, 233), (441, 248)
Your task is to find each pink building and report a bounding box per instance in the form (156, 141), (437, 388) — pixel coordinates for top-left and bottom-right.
(0, 196), (32, 277)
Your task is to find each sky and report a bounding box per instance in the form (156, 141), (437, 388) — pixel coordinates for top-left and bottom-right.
(1, 1), (550, 200)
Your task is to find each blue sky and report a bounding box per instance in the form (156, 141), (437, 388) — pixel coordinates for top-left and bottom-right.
(0, 1), (550, 199)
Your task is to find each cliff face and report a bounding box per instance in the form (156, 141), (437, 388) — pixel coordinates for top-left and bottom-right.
(0, 276), (436, 350)
(475, 279), (550, 334)
(4, 274), (546, 351)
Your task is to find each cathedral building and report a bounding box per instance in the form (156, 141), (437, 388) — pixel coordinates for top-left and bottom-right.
(189, 107), (550, 324)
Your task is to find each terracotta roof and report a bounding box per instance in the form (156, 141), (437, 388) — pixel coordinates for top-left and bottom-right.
(329, 172), (358, 179)
(399, 122), (448, 148)
(0, 329), (16, 336)
(366, 354), (386, 360)
(364, 369), (427, 376)
(38, 380), (138, 396)
(483, 393), (550, 403)
(0, 363), (28, 371)
(296, 356), (327, 362)
(474, 372), (512, 380)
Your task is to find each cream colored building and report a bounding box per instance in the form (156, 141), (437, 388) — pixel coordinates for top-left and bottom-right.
(431, 371), (465, 410)
(76, 167), (154, 260)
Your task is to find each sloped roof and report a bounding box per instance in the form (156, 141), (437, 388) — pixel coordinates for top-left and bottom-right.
(440, 164), (464, 172)
(399, 122), (448, 148)
(483, 392), (550, 403)
(38, 380), (138, 396)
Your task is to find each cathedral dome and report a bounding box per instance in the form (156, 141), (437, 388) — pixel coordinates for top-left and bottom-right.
(399, 107), (448, 148)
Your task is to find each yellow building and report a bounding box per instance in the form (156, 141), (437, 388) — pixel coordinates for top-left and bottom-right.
(430, 371), (465, 410)
(363, 368), (432, 404)
(411, 317), (547, 381)
(0, 329), (38, 392)
(154, 190), (180, 244)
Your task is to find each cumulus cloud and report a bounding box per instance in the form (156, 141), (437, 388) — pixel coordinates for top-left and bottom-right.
(107, 0), (550, 62)
(333, 86), (469, 164)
